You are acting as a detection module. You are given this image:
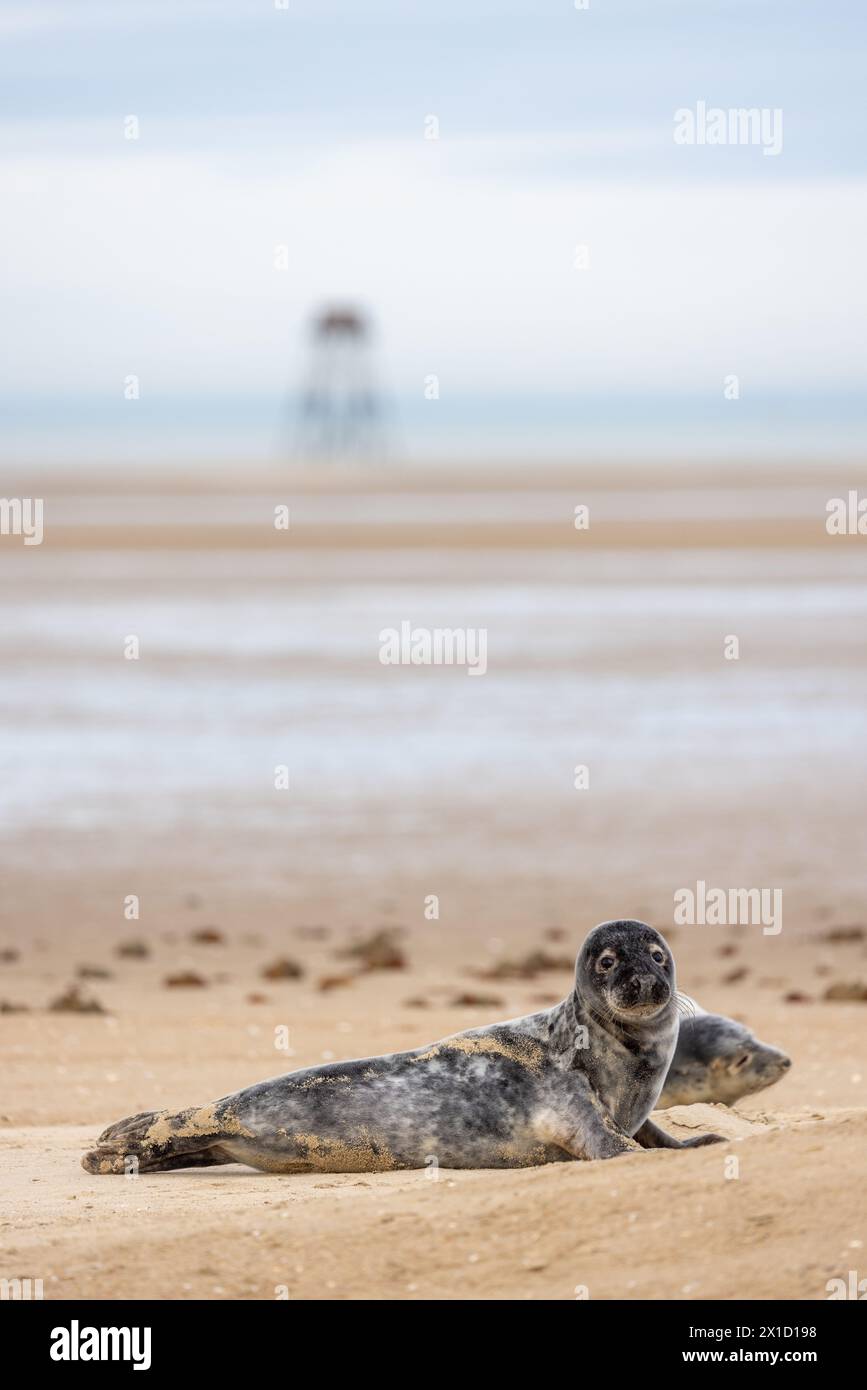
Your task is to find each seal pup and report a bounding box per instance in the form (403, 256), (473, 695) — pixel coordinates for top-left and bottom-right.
(82, 919), (722, 1176)
(658, 1011), (791, 1109)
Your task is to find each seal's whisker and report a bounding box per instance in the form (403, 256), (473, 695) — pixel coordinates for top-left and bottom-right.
(675, 992), (696, 1019)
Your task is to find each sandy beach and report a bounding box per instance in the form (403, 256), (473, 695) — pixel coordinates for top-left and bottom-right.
(2, 463), (866, 1301)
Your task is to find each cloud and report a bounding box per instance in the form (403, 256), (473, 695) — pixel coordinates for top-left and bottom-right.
(1, 129), (865, 400)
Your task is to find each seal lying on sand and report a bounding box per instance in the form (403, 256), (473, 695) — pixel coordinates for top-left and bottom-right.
(82, 919), (723, 1176)
(658, 1009), (791, 1109)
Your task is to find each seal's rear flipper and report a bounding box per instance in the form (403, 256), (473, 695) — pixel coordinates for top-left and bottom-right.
(81, 1105), (232, 1175)
(633, 1118), (724, 1149)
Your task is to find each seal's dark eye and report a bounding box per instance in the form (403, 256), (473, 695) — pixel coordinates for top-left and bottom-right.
(598, 954), (616, 971)
(651, 949), (666, 965)
(733, 1053), (751, 1070)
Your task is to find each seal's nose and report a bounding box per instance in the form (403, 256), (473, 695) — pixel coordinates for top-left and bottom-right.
(630, 973), (656, 999)
(780, 1055), (791, 1069)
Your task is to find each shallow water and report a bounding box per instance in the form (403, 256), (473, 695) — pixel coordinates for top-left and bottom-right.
(3, 539), (866, 896)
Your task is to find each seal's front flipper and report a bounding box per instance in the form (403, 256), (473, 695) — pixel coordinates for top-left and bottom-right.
(81, 1105), (232, 1175)
(633, 1119), (724, 1150)
(533, 1088), (642, 1161)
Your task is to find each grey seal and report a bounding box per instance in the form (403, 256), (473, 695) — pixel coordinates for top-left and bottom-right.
(82, 919), (722, 1176)
(658, 1009), (791, 1108)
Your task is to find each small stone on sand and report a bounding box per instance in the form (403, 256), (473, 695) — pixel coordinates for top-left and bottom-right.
(261, 957), (305, 981)
(163, 971), (208, 988)
(116, 940), (150, 959)
(191, 927), (225, 944)
(824, 981), (867, 1002)
(49, 984), (105, 1014)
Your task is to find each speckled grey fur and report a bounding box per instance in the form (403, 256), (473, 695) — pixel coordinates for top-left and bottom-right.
(658, 1012), (791, 1109)
(82, 920), (723, 1176)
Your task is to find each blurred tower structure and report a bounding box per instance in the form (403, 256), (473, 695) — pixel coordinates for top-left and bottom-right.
(295, 306), (385, 464)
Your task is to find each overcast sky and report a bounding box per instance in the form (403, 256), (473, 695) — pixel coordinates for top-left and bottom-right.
(2, 0), (865, 464)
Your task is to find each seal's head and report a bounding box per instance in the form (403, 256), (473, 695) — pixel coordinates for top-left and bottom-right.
(577, 919), (675, 1023)
(667, 1014), (791, 1106)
